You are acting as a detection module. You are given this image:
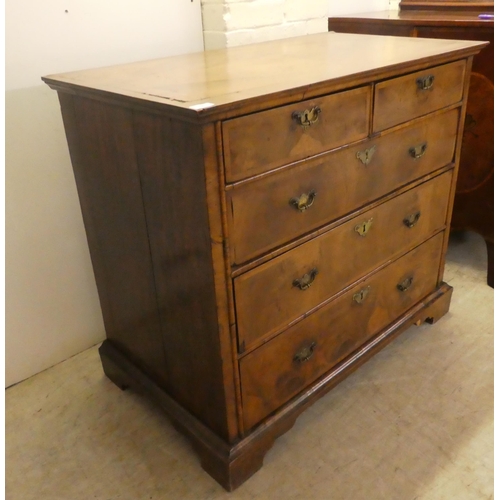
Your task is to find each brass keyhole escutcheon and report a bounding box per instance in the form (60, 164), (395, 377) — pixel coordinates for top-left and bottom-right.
(397, 276), (414, 292)
(354, 218), (373, 237)
(292, 268), (319, 291)
(353, 286), (371, 304)
(293, 342), (317, 363)
(403, 211), (421, 228)
(356, 145), (376, 166)
(291, 106), (321, 129)
(416, 75), (435, 91)
(289, 190), (317, 212)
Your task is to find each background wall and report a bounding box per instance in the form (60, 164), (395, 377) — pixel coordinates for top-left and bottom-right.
(5, 0), (204, 387)
(6, 0), (401, 388)
(200, 0), (400, 50)
(329, 0), (398, 15)
(201, 0), (329, 50)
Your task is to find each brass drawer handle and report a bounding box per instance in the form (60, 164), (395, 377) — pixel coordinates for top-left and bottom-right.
(356, 145), (376, 166)
(397, 276), (414, 292)
(353, 286), (371, 304)
(293, 268), (318, 290)
(354, 218), (373, 237)
(409, 142), (427, 160)
(292, 106), (321, 129)
(293, 342), (317, 363)
(290, 190), (317, 212)
(403, 211), (421, 228)
(416, 75), (435, 91)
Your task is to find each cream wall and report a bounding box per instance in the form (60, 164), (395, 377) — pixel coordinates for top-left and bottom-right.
(6, 0), (204, 387)
(6, 0), (401, 388)
(201, 0), (329, 50)
(200, 0), (401, 51)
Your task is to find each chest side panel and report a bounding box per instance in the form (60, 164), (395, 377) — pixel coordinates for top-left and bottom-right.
(59, 93), (233, 440)
(132, 113), (234, 440)
(58, 94), (169, 388)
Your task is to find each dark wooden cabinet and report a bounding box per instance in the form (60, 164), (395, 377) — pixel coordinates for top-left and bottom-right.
(399, 0), (493, 11)
(43, 33), (486, 490)
(329, 9), (494, 287)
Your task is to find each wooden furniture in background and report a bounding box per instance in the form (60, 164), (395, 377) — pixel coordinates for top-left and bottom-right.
(329, 9), (494, 287)
(43, 33), (486, 490)
(400, 0), (493, 11)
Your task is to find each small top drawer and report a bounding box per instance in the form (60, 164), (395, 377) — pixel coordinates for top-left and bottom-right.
(373, 60), (466, 132)
(222, 86), (370, 182)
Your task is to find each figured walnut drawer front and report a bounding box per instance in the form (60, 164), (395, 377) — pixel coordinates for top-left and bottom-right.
(222, 86), (370, 182)
(234, 170), (452, 351)
(228, 108), (458, 264)
(373, 60), (465, 132)
(239, 231), (444, 431)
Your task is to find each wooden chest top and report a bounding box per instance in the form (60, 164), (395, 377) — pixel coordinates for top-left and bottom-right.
(43, 32), (486, 119)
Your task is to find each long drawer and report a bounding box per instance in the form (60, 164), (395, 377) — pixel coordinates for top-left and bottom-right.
(239, 231), (444, 431)
(228, 108), (458, 264)
(222, 86), (370, 182)
(234, 170), (452, 351)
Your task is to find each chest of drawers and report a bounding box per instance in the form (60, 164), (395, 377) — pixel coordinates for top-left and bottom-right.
(43, 32), (486, 490)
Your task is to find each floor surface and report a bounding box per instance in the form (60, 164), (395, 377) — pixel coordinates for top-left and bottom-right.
(6, 231), (494, 499)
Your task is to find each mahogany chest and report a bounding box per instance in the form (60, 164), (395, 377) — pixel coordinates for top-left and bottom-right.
(43, 33), (486, 490)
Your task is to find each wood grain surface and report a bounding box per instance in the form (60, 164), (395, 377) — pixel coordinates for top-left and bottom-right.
(329, 9), (495, 25)
(400, 0), (493, 11)
(44, 32), (485, 490)
(234, 171), (452, 352)
(373, 60), (465, 131)
(43, 33), (486, 119)
(228, 108), (459, 264)
(222, 86), (370, 181)
(239, 232), (445, 430)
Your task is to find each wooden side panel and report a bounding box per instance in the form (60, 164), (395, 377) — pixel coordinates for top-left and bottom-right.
(202, 124), (242, 440)
(58, 94), (168, 385)
(437, 56), (475, 283)
(132, 113), (232, 440)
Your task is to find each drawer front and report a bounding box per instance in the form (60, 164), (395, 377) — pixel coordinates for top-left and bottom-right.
(234, 170), (452, 351)
(222, 86), (370, 182)
(373, 60), (465, 132)
(229, 108), (458, 265)
(240, 231), (444, 430)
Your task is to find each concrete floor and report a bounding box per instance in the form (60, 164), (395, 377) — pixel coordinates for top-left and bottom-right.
(6, 231), (493, 499)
